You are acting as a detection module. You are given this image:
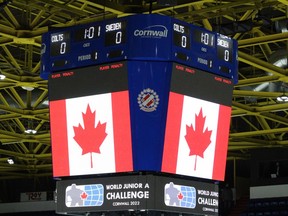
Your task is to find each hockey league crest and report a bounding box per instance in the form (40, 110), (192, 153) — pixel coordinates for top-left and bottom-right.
(137, 88), (160, 112)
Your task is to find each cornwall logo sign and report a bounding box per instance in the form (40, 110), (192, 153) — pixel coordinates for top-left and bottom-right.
(138, 88), (159, 112)
(134, 25), (168, 39)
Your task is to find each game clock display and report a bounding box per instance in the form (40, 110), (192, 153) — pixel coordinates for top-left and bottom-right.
(41, 14), (238, 83)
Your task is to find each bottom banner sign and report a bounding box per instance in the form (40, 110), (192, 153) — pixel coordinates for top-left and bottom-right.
(56, 173), (219, 215)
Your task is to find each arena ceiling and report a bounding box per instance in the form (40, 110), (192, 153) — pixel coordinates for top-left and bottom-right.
(0, 0), (288, 180)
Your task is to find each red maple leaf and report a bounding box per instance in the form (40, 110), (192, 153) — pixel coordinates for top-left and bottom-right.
(81, 192), (88, 200)
(73, 104), (107, 168)
(178, 192), (184, 200)
(184, 108), (212, 171)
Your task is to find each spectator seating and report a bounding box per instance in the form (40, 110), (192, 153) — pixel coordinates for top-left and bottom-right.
(240, 197), (288, 216)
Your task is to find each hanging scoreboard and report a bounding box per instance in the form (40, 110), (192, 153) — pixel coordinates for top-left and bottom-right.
(43, 14), (237, 216)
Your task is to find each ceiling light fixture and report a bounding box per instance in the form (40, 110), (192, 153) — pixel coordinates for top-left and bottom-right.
(24, 129), (37, 134)
(277, 83), (288, 102)
(0, 74), (6, 80)
(275, 18), (288, 32)
(7, 158), (14, 165)
(21, 86), (34, 91)
(277, 93), (288, 102)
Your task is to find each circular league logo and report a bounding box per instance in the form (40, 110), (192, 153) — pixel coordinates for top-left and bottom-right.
(137, 88), (159, 112)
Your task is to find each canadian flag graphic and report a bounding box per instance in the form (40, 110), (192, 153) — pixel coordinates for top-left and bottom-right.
(162, 92), (231, 181)
(50, 91), (133, 177)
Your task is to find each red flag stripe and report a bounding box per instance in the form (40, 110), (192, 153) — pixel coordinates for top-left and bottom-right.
(111, 91), (133, 172)
(50, 100), (70, 177)
(212, 105), (231, 180)
(161, 92), (184, 173)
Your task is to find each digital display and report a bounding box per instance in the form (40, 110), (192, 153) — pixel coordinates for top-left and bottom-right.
(49, 62), (133, 177)
(162, 63), (233, 181)
(56, 174), (219, 215)
(105, 21), (126, 46)
(48, 60), (234, 181)
(217, 35), (233, 62)
(193, 29), (215, 47)
(74, 25), (101, 42)
(50, 31), (70, 56)
(41, 14), (238, 84)
(173, 23), (191, 49)
(47, 56), (234, 183)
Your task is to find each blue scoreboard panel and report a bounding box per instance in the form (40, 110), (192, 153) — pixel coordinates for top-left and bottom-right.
(41, 14), (238, 83)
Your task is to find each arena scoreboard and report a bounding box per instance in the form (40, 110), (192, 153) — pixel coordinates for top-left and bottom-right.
(41, 14), (238, 83)
(45, 14), (236, 181)
(44, 14), (236, 216)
